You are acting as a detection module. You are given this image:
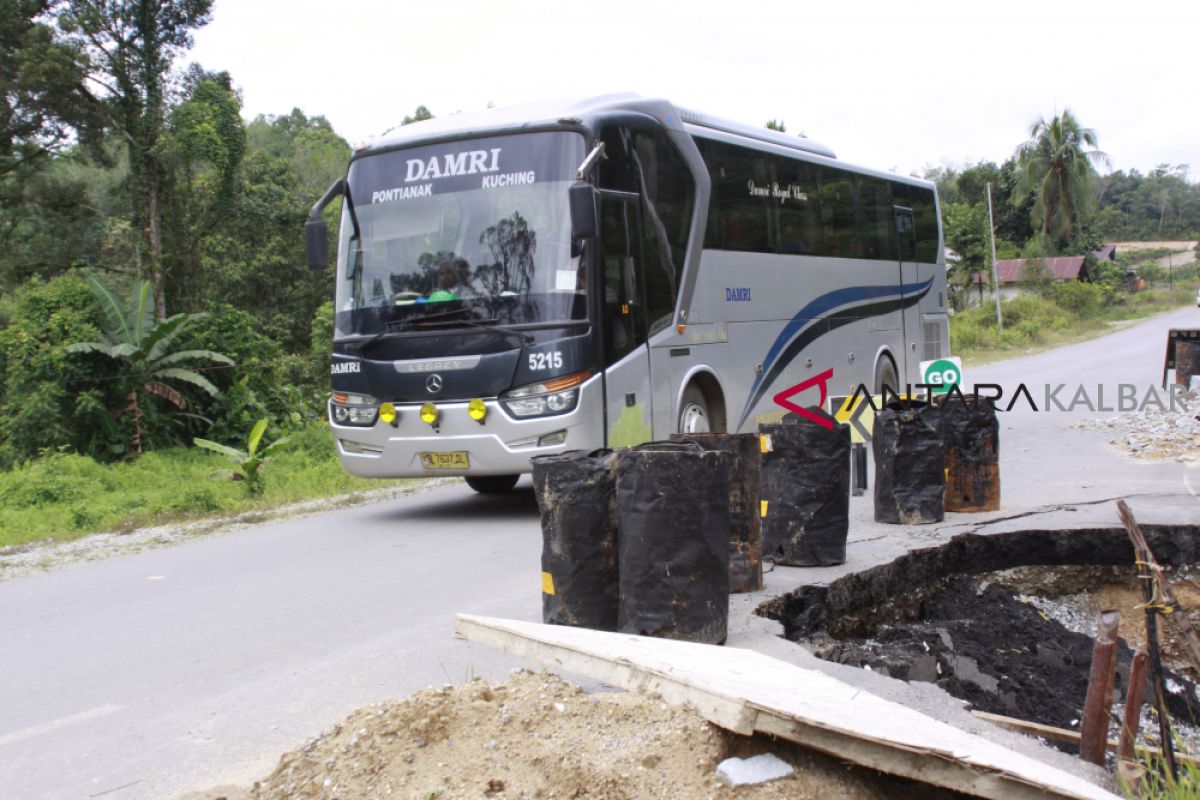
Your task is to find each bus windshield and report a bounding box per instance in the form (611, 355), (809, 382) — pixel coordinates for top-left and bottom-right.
(334, 131), (588, 339)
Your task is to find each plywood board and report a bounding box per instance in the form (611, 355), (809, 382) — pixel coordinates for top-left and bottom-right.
(455, 614), (1119, 800)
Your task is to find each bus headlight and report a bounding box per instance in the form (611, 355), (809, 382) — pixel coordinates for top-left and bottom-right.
(500, 371), (590, 419)
(330, 392), (379, 427)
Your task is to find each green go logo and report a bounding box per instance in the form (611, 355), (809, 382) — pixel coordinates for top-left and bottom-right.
(922, 358), (961, 394)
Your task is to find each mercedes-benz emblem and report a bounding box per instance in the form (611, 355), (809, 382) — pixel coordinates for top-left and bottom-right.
(425, 374), (443, 393)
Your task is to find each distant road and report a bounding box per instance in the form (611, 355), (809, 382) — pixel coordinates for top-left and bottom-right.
(1108, 239), (1197, 270)
(2, 305), (1200, 799)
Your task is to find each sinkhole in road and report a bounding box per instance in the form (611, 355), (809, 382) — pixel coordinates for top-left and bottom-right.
(756, 525), (1200, 750)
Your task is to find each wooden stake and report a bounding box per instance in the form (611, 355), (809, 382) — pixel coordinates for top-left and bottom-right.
(1117, 648), (1151, 792)
(1118, 648), (1151, 763)
(1117, 499), (1200, 674)
(1117, 499), (1179, 780)
(1080, 609), (1121, 766)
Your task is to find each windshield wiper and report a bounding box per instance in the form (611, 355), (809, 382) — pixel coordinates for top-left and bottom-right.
(412, 314), (535, 346)
(405, 305), (477, 325)
(352, 307), (535, 353)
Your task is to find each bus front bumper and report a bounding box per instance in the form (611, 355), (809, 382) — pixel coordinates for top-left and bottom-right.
(329, 377), (605, 479)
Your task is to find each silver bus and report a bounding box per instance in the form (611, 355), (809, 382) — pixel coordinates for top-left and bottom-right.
(306, 94), (948, 492)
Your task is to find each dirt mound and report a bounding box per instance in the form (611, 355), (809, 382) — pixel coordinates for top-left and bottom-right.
(246, 669), (951, 800)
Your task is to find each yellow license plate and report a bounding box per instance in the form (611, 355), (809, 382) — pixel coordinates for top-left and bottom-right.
(419, 451), (469, 469)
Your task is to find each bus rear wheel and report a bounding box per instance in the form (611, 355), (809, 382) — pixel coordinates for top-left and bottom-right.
(875, 357), (899, 396)
(464, 474), (519, 494)
(678, 385), (711, 434)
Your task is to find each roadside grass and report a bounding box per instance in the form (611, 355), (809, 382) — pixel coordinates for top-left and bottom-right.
(0, 423), (420, 549)
(953, 286), (1197, 367)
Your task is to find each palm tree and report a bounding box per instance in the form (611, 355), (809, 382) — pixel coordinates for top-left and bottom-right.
(1015, 109), (1109, 248)
(66, 276), (233, 454)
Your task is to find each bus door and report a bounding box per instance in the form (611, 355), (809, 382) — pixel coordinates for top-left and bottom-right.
(598, 192), (654, 447)
(894, 205), (919, 379)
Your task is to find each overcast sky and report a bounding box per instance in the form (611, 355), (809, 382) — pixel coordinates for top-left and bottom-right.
(189, 0), (1197, 180)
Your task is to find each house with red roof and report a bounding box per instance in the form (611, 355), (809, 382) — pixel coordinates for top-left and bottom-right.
(969, 246), (1117, 302)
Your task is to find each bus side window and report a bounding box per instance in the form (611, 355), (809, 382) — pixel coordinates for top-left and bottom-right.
(777, 160), (822, 255)
(600, 199), (645, 364)
(632, 130), (694, 335)
(598, 127), (637, 193)
(892, 182), (938, 263)
(857, 175), (897, 261)
(818, 167), (856, 258)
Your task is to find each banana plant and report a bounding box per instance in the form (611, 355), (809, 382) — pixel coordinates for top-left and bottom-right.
(194, 418), (290, 494)
(66, 276), (233, 454)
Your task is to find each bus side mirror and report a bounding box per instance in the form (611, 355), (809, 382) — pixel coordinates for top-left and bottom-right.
(306, 219), (329, 269)
(569, 182), (598, 241)
(306, 178), (346, 270)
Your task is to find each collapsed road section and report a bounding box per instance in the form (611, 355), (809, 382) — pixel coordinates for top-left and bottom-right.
(759, 520), (1200, 768)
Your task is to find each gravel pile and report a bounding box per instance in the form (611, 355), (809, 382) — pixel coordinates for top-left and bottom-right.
(1071, 388), (1200, 461)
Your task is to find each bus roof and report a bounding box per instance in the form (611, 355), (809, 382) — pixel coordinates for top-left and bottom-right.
(361, 93), (835, 158)
(359, 94), (934, 192)
(361, 93), (657, 152)
(674, 107), (835, 159)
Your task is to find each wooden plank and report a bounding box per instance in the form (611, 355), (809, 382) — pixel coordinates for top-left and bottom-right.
(456, 614), (1120, 800)
(972, 710), (1200, 768)
(971, 710), (1082, 745)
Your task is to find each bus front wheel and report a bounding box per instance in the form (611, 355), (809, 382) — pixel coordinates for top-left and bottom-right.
(678, 385), (711, 434)
(464, 474), (519, 494)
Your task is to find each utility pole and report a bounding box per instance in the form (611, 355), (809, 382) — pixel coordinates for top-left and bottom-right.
(986, 182), (1003, 331)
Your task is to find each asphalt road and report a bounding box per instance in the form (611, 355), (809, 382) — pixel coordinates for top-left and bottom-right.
(0, 485), (545, 799)
(3, 304), (1200, 799)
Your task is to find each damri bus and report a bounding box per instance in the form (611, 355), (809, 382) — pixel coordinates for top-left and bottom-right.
(306, 94), (948, 493)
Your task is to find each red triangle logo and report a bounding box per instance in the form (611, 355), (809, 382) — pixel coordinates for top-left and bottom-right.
(772, 368), (835, 429)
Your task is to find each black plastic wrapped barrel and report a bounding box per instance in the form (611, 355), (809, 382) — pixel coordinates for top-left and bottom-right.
(616, 442), (733, 644)
(938, 394), (1000, 512)
(531, 449), (619, 630)
(669, 432), (763, 593)
(873, 402), (944, 524)
(758, 409), (851, 566)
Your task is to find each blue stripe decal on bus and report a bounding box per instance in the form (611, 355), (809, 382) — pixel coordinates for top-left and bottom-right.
(735, 277), (934, 429)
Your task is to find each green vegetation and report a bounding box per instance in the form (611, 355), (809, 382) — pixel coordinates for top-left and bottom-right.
(952, 285), (1196, 364)
(927, 111), (1200, 311)
(195, 417), (290, 494)
(66, 277), (232, 455)
(1016, 109), (1109, 247)
(0, 423), (416, 549)
(954, 243), (1200, 364)
(1122, 746), (1200, 799)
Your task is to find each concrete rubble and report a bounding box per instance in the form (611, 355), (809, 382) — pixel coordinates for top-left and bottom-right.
(715, 753), (795, 787)
(1072, 387), (1200, 461)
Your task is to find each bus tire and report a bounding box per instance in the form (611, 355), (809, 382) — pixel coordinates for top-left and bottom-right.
(875, 356), (899, 396)
(464, 474), (520, 494)
(678, 384), (712, 434)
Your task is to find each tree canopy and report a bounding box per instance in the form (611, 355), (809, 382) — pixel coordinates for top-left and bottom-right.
(1015, 109), (1109, 247)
